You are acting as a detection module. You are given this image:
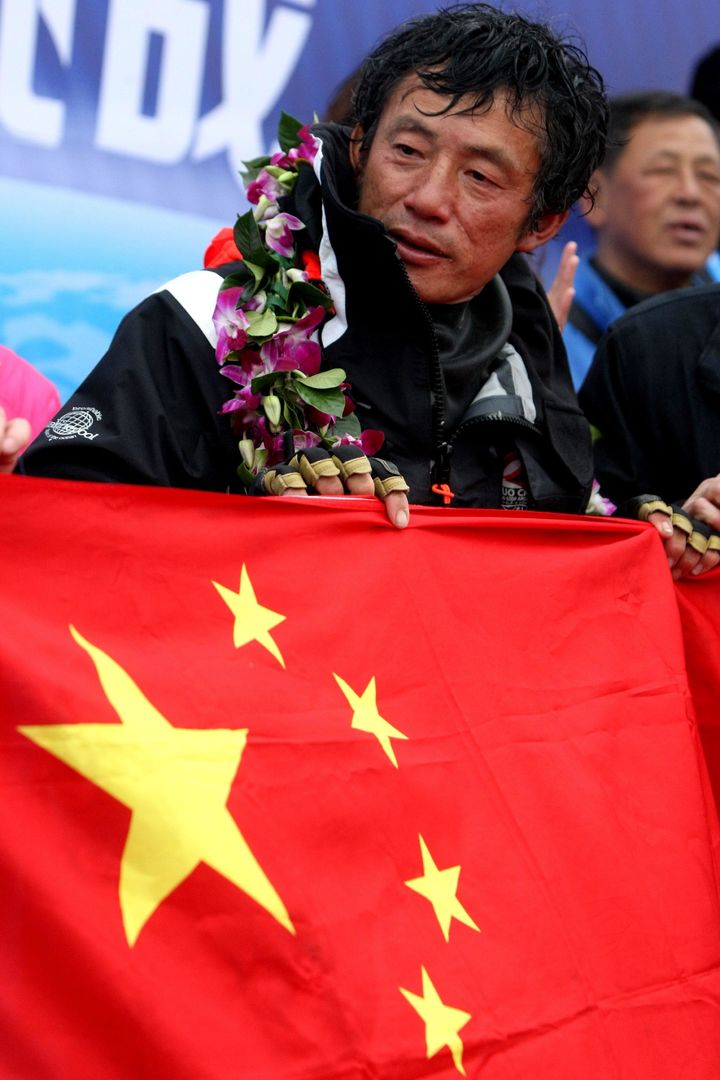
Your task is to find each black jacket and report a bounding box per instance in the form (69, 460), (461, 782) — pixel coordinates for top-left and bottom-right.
(579, 284), (720, 507)
(20, 124), (592, 512)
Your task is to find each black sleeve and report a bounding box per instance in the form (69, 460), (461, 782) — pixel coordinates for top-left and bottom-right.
(578, 324), (652, 508)
(18, 290), (239, 492)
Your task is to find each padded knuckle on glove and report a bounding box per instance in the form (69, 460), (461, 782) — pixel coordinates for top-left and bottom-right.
(633, 496), (672, 522)
(369, 456), (410, 499)
(289, 449), (340, 487)
(670, 507), (694, 537)
(254, 465), (307, 496)
(331, 444), (372, 483)
(687, 520), (711, 555)
(671, 507), (716, 555)
(688, 532), (710, 555)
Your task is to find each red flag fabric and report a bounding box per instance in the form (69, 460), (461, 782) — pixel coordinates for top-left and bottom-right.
(676, 574), (720, 820)
(2, 474), (720, 1079)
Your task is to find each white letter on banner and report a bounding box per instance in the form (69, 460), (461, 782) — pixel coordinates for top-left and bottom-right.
(193, 0), (317, 174)
(0, 0), (75, 147)
(96, 0), (209, 163)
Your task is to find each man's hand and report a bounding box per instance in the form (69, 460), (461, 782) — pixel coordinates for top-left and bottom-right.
(254, 446), (410, 529)
(0, 407), (32, 473)
(644, 479), (720, 578)
(545, 241), (579, 331)
(683, 474), (720, 529)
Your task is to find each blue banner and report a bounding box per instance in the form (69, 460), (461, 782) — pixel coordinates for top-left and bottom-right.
(0, 0), (716, 401)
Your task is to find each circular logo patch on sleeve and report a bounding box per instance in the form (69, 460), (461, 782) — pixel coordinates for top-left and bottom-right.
(45, 407), (102, 442)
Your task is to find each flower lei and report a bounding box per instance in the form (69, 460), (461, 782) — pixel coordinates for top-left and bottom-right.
(212, 112), (383, 487)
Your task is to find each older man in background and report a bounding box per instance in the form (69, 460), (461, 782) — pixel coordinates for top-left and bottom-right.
(564, 91), (720, 387)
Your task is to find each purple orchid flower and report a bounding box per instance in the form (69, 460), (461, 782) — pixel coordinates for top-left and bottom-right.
(219, 390), (262, 416)
(304, 406), (334, 426)
(305, 383), (356, 426)
(244, 291), (267, 312)
(287, 125), (320, 166)
(334, 429), (386, 455)
(251, 416), (285, 464)
(264, 212), (304, 258)
(292, 429), (322, 452)
(259, 306), (325, 374)
(250, 420), (322, 466)
(219, 362), (260, 387)
(291, 304), (326, 335)
(212, 287), (250, 363)
(218, 373), (262, 420)
(246, 168), (284, 206)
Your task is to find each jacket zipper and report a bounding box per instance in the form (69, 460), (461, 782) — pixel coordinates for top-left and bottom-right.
(396, 259), (453, 493)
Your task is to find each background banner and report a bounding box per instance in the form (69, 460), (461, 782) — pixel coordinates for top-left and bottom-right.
(2, 475), (720, 1077)
(0, 0), (717, 401)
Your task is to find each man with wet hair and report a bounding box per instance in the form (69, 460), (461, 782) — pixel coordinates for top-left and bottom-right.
(19, 5), (609, 528)
(352, 7), (607, 237)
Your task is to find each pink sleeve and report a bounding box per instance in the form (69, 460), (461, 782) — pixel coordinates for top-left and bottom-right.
(0, 346), (62, 443)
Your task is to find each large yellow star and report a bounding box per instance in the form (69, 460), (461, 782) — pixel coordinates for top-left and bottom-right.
(405, 835), (480, 942)
(19, 625), (294, 947)
(399, 966), (472, 1076)
(212, 563), (286, 667)
(332, 673), (408, 767)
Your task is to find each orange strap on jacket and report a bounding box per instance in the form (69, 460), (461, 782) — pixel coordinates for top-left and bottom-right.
(431, 483), (455, 506)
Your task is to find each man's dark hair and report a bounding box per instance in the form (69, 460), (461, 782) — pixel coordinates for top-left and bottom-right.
(603, 91), (720, 173)
(351, 3), (608, 229)
(689, 46), (720, 123)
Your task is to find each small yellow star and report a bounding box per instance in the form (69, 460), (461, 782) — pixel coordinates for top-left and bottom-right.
(405, 835), (480, 942)
(19, 626), (294, 947)
(212, 563), (286, 668)
(332, 673), (408, 767)
(399, 966), (472, 1076)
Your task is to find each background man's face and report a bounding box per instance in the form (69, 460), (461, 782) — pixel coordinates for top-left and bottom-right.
(350, 78), (566, 305)
(592, 114), (720, 291)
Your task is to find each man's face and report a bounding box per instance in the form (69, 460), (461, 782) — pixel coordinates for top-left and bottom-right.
(350, 78), (566, 305)
(592, 114), (720, 291)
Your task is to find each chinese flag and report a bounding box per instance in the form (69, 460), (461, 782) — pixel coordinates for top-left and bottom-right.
(2, 475), (720, 1079)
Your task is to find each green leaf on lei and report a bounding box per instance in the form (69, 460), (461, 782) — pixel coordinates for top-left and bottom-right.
(219, 267), (254, 291)
(234, 209), (260, 252)
(242, 261), (268, 286)
(237, 461), (256, 486)
(278, 111), (304, 153)
(239, 155), (271, 185)
(246, 308), (279, 338)
(329, 413), (362, 440)
(287, 279), (335, 311)
(267, 284), (290, 311)
(251, 371), (285, 395)
(296, 367), (345, 389)
(234, 212), (274, 269)
(294, 383), (346, 415)
(283, 399), (303, 430)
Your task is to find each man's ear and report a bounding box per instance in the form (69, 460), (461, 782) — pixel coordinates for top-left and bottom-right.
(348, 124), (365, 174)
(516, 209), (570, 254)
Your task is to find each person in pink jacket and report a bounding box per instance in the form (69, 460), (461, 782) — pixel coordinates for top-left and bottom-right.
(0, 346), (60, 473)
